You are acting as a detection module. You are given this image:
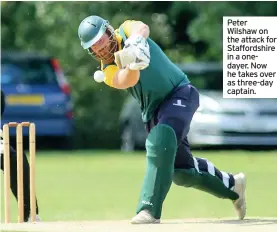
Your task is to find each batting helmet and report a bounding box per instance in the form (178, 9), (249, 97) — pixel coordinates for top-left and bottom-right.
(78, 15), (117, 62)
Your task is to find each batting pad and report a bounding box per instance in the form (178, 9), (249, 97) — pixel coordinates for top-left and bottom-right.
(136, 124), (177, 219)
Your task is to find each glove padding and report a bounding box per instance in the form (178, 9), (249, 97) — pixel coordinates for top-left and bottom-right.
(125, 34), (149, 50)
(114, 48), (136, 70)
(114, 35), (150, 70)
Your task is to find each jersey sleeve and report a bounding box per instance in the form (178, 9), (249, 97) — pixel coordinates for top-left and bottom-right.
(103, 64), (119, 87)
(120, 20), (138, 38)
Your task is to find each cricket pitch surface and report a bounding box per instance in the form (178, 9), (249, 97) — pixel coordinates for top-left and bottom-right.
(1, 218), (277, 232)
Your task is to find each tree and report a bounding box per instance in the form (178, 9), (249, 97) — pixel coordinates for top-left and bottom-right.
(2, 1), (276, 148)
(187, 1), (277, 60)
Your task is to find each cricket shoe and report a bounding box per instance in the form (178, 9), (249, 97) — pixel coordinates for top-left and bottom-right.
(131, 210), (160, 224)
(28, 214), (41, 222)
(232, 172), (246, 220)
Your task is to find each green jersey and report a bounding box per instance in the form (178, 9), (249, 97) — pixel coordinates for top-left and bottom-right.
(127, 38), (190, 122)
(102, 23), (190, 122)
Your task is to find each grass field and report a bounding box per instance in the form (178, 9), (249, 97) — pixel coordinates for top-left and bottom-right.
(1, 149), (277, 224)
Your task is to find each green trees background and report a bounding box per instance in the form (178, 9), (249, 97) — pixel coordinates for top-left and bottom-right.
(2, 1), (277, 148)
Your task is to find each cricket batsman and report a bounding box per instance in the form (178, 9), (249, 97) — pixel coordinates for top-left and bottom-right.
(0, 90), (41, 222)
(77, 16), (247, 224)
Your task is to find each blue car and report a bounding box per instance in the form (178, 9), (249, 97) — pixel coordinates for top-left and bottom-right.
(1, 51), (74, 148)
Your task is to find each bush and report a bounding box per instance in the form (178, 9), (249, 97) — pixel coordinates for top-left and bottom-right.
(70, 75), (127, 149)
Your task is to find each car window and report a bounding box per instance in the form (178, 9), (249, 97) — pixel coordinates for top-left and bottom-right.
(187, 71), (223, 91)
(1, 60), (57, 85)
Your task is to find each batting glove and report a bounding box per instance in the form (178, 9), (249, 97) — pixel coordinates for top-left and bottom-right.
(114, 35), (150, 70)
(124, 35), (150, 70)
(125, 34), (149, 50)
(114, 48), (136, 70)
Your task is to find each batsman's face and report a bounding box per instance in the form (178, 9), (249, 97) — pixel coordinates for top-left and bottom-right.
(91, 33), (110, 56)
(89, 29), (117, 63)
